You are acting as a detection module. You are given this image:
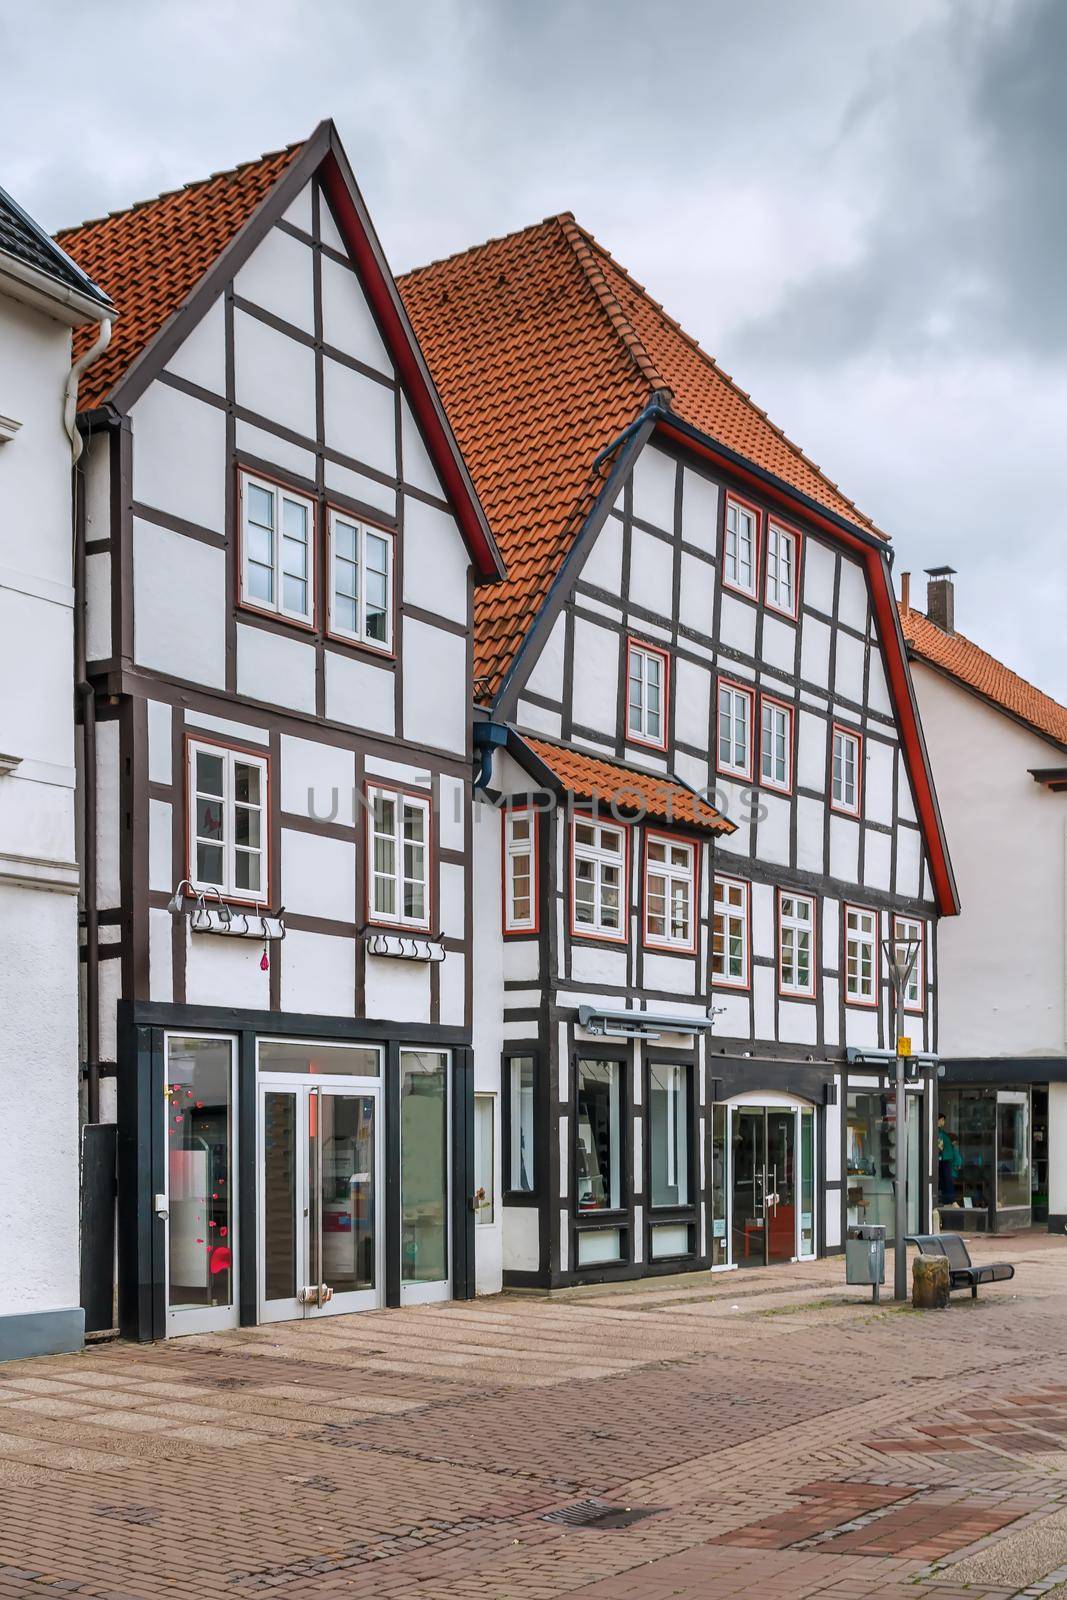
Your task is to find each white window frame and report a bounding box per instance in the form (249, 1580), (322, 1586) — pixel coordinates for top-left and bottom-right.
(627, 639), (668, 750)
(327, 508), (394, 654)
(893, 916), (925, 1012)
(644, 833), (697, 953)
(723, 494), (759, 598)
(832, 725), (862, 816)
(845, 905), (879, 1005)
(712, 876), (749, 989)
(503, 808), (537, 934)
(760, 696), (793, 793)
(367, 785), (432, 931)
(571, 817), (628, 943)
(717, 680), (754, 780)
(778, 891), (816, 998)
(187, 738), (269, 902)
(765, 521), (799, 618)
(239, 470), (315, 626)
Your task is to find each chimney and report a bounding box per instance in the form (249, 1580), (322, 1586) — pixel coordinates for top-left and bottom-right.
(900, 571), (911, 611)
(925, 565), (956, 633)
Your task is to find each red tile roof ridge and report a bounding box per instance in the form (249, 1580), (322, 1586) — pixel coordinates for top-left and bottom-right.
(568, 216), (884, 539)
(556, 215), (671, 398)
(899, 602), (1067, 749)
(55, 137), (307, 240)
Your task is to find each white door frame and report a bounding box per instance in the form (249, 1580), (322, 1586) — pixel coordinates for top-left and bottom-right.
(717, 1094), (818, 1269)
(256, 1073), (384, 1323)
(164, 1030), (240, 1338)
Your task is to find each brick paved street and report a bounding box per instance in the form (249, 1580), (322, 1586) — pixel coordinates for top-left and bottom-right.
(2, 1236), (1067, 1598)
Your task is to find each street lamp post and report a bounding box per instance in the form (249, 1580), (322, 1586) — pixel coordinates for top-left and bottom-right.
(882, 935), (921, 1301)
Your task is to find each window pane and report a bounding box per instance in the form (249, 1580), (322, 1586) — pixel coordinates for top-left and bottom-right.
(403, 804), (425, 844)
(282, 535), (307, 579)
(577, 1060), (620, 1212)
(374, 873), (396, 916)
(234, 849), (261, 892)
(509, 1057), (535, 1192)
(283, 574), (307, 615)
(247, 483), (274, 528)
(197, 752), (224, 797)
(650, 1063), (688, 1207)
(366, 602), (388, 644)
(334, 594), (358, 634)
(401, 1051), (448, 1283)
(247, 523), (273, 567)
(334, 518), (357, 563)
(282, 497), (307, 542)
(234, 806), (260, 848)
(196, 796), (224, 841)
(366, 533), (389, 575)
(234, 764), (260, 806)
(196, 842), (224, 883)
(166, 1036), (234, 1314)
(248, 561), (274, 605)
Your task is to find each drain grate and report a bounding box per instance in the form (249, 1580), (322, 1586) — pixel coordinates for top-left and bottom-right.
(541, 1499), (662, 1530)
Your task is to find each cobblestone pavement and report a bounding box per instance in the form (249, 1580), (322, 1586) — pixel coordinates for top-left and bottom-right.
(3, 1235), (1067, 1598)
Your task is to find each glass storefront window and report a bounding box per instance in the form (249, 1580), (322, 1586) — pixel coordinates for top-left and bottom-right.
(508, 1056), (535, 1192)
(258, 1040), (380, 1075)
(166, 1036), (235, 1314)
(649, 1062), (689, 1208)
(400, 1050), (449, 1284)
(576, 1059), (621, 1212)
(710, 1103), (728, 1266)
(996, 1093), (1030, 1210)
(474, 1095), (495, 1225)
(845, 1090), (919, 1243)
(799, 1107), (815, 1256)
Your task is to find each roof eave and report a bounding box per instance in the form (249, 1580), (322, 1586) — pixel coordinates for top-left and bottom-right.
(0, 251), (113, 326)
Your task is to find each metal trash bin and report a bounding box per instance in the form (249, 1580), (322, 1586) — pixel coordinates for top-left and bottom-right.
(845, 1224), (886, 1299)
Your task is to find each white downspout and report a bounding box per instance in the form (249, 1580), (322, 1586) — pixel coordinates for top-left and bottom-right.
(63, 316), (113, 463)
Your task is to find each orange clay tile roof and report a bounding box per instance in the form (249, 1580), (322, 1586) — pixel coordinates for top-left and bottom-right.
(900, 604), (1067, 750)
(520, 736), (734, 834)
(398, 214), (883, 696)
(56, 140), (305, 410)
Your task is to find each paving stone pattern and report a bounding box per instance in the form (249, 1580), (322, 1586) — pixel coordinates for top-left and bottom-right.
(0, 1235), (1066, 1597)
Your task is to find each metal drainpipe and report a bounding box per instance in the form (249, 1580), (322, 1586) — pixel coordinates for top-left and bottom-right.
(66, 321), (112, 1124)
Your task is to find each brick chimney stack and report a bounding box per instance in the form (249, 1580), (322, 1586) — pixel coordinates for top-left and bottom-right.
(900, 571), (911, 611)
(925, 566), (956, 633)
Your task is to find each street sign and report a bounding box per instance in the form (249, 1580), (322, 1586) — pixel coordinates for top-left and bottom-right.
(897, 1036), (912, 1057)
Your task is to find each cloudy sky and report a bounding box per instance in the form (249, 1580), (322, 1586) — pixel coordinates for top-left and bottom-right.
(6, 0), (1064, 695)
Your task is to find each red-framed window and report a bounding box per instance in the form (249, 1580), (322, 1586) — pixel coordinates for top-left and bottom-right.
(712, 875), (750, 989)
(844, 904), (879, 1007)
(831, 724), (863, 816)
(643, 831), (698, 954)
(717, 678), (755, 781)
(892, 915), (925, 1014)
(760, 695), (794, 793)
(366, 784), (433, 931)
(626, 638), (669, 751)
(238, 468), (316, 628)
(503, 807), (538, 935)
(765, 520), (801, 620)
(723, 493), (761, 599)
(327, 507), (395, 656)
(777, 889), (816, 999)
(186, 735), (270, 904)
(571, 815), (629, 943)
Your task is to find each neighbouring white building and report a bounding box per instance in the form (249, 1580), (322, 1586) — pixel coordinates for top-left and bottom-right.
(401, 216), (959, 1290)
(58, 123), (504, 1341)
(0, 186), (113, 1358)
(901, 568), (1067, 1234)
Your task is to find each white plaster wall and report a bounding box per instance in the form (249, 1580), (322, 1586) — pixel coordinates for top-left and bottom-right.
(134, 521), (227, 686)
(130, 382), (227, 535)
(912, 660), (1066, 1055)
(401, 619), (467, 753)
(402, 498), (468, 626)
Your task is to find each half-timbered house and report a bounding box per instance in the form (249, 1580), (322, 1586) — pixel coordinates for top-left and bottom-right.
(400, 217), (959, 1288)
(59, 123), (503, 1339)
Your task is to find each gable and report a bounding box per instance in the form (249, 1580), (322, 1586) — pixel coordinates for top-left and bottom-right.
(56, 122), (501, 583)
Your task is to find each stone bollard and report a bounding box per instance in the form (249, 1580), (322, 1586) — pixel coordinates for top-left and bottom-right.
(912, 1254), (950, 1310)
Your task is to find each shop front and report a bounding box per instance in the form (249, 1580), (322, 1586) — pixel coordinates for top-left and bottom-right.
(936, 1085), (1031, 1233)
(117, 1004), (475, 1341)
(845, 1086), (924, 1244)
(710, 1096), (819, 1268)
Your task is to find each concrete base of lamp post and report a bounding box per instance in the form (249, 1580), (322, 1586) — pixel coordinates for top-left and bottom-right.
(912, 1254), (950, 1310)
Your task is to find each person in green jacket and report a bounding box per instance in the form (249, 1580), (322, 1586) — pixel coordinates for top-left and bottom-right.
(937, 1113), (964, 1204)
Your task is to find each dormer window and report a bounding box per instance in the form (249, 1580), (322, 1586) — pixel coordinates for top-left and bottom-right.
(239, 470), (314, 626)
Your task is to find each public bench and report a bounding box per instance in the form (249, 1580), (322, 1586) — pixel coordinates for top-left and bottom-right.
(906, 1233), (1014, 1299)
